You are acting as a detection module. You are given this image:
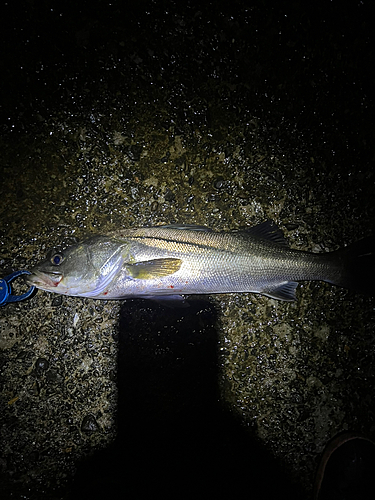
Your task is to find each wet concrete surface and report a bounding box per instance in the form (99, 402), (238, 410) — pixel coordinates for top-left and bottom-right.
(1, 1), (375, 498)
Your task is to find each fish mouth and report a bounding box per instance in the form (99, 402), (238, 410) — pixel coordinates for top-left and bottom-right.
(25, 270), (63, 289)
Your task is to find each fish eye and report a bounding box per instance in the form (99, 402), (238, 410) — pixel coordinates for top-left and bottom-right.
(51, 253), (64, 266)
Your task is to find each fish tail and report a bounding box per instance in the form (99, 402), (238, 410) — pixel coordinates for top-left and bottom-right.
(329, 236), (375, 295)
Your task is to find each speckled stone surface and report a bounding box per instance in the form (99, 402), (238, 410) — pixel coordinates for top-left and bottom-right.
(1, 1), (375, 498)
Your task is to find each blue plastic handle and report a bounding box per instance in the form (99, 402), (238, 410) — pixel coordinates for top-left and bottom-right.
(0, 270), (36, 306)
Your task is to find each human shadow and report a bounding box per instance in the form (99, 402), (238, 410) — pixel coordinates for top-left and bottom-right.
(71, 298), (302, 498)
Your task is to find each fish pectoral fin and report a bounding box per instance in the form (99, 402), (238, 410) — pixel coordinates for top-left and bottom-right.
(126, 258), (182, 279)
(262, 281), (298, 301)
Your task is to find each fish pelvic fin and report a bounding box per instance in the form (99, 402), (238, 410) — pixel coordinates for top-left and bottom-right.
(126, 258), (182, 279)
(328, 235), (375, 296)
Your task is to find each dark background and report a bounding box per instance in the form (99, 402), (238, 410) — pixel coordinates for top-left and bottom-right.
(1, 1), (375, 499)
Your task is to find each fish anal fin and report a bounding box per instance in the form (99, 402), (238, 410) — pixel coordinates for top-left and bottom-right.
(127, 258), (182, 279)
(263, 281), (298, 301)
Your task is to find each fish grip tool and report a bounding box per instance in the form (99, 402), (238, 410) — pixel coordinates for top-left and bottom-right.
(0, 270), (35, 306)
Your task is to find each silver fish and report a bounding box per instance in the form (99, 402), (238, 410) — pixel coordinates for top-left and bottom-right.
(26, 221), (374, 301)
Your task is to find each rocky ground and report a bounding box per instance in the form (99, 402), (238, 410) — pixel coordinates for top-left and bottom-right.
(1, 1), (375, 498)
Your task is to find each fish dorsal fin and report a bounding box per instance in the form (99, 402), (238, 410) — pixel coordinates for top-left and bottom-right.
(244, 220), (289, 247)
(157, 224), (213, 232)
(126, 258), (182, 279)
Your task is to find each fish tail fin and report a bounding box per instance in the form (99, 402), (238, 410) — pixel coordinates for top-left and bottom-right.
(329, 236), (375, 296)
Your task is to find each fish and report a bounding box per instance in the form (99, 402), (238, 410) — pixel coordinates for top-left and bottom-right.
(26, 221), (374, 302)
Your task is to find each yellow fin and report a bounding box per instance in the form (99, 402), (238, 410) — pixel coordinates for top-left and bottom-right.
(126, 258), (182, 279)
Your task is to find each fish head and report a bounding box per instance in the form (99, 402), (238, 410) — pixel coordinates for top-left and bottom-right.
(27, 236), (128, 297)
